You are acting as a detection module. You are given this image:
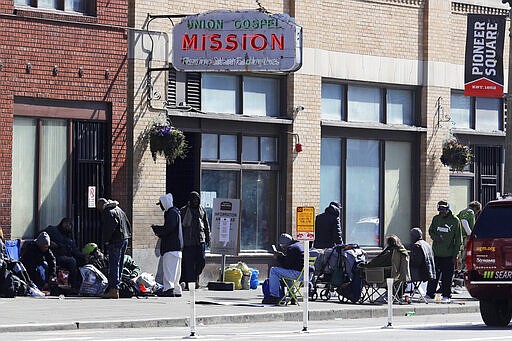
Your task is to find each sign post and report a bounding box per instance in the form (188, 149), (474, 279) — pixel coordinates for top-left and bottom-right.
(296, 206), (315, 332)
(208, 198), (241, 291)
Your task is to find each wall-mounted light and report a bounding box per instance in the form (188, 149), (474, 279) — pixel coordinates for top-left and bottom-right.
(26, 62), (32, 74)
(78, 67), (84, 78)
(52, 65), (58, 76)
(104, 69), (110, 79)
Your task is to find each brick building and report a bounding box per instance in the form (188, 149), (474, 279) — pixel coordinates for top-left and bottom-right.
(0, 0), (129, 248)
(131, 0), (508, 282)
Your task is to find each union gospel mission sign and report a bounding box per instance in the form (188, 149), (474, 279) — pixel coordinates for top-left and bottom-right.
(464, 14), (505, 98)
(172, 10), (302, 72)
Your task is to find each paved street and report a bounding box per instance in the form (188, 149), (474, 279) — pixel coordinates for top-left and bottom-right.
(2, 313), (511, 341)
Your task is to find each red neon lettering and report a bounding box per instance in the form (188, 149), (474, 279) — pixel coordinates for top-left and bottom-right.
(250, 34), (267, 51)
(271, 34), (284, 50)
(201, 34), (206, 51)
(225, 34), (238, 51)
(209, 34), (222, 50)
(182, 34), (198, 50)
(242, 34), (247, 50)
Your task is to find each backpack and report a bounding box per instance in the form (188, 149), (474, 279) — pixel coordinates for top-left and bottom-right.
(0, 271), (29, 298)
(79, 264), (108, 296)
(119, 279), (137, 298)
(261, 279), (284, 300)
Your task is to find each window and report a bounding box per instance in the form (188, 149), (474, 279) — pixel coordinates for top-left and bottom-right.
(449, 177), (473, 216)
(450, 92), (503, 131)
(201, 134), (237, 161)
(346, 139), (380, 246)
(320, 138), (341, 210)
(201, 133), (280, 251)
(14, 0), (92, 14)
(201, 74), (281, 117)
(321, 82), (415, 125)
(320, 138), (414, 247)
(12, 117), (68, 239)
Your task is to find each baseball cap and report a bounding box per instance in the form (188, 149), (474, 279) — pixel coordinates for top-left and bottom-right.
(437, 200), (450, 211)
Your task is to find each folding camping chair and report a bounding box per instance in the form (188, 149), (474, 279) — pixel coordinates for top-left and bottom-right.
(279, 256), (317, 306)
(405, 280), (428, 303)
(5, 239), (21, 261)
(359, 266), (406, 304)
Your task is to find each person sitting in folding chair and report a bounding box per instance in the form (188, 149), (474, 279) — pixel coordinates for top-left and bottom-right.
(362, 235), (410, 301)
(262, 233), (305, 305)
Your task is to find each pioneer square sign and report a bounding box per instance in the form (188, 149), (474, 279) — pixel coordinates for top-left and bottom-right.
(172, 10), (302, 72)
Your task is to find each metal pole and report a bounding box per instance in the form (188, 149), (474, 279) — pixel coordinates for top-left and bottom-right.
(385, 278), (394, 328)
(505, 7), (512, 194)
(302, 240), (309, 332)
(189, 282), (197, 337)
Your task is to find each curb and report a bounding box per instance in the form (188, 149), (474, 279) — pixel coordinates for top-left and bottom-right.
(0, 303), (480, 333)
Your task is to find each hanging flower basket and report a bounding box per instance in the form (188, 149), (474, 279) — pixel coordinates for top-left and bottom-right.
(440, 140), (473, 172)
(148, 118), (188, 164)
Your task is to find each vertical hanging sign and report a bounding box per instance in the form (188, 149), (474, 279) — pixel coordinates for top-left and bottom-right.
(464, 14), (506, 98)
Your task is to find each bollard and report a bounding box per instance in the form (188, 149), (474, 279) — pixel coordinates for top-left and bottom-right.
(386, 278), (393, 328)
(189, 282), (196, 337)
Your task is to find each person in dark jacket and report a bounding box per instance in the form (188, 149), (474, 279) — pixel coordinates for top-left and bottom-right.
(97, 198), (132, 299)
(20, 232), (57, 291)
(43, 218), (85, 289)
(180, 191), (210, 290)
(314, 202), (343, 249)
(262, 233), (305, 305)
(409, 227), (436, 283)
(152, 193), (183, 297)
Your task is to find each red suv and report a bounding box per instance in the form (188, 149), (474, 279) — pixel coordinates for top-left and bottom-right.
(465, 196), (512, 327)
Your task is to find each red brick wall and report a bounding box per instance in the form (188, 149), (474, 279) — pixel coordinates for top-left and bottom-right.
(0, 1), (128, 238)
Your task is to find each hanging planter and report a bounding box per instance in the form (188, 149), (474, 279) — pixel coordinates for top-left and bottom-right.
(148, 118), (188, 164)
(440, 140), (473, 172)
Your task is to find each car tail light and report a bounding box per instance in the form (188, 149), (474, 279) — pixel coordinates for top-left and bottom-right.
(465, 238), (473, 271)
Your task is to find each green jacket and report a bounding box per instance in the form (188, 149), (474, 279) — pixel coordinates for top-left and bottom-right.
(457, 208), (476, 237)
(428, 211), (462, 258)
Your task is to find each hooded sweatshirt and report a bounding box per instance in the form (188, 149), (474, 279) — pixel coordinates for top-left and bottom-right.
(152, 193), (183, 254)
(313, 202), (343, 249)
(428, 210), (462, 258)
(409, 228), (436, 282)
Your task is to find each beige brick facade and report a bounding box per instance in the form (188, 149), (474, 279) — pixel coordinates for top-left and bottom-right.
(128, 0), (509, 279)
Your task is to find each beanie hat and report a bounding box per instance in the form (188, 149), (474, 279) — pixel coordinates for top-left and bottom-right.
(410, 227), (423, 242)
(82, 242), (98, 256)
(36, 232), (50, 247)
(278, 233), (294, 248)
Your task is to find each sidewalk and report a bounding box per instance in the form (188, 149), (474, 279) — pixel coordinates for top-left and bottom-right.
(0, 287), (480, 333)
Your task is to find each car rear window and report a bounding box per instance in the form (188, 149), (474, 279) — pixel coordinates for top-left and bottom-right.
(473, 205), (512, 238)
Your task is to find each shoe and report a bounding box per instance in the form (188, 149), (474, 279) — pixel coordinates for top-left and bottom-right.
(261, 296), (281, 305)
(195, 281), (200, 289)
(102, 288), (119, 299)
(452, 286), (463, 294)
(157, 289), (174, 297)
(441, 296), (451, 304)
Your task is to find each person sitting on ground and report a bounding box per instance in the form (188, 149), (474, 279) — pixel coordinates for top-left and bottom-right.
(262, 233), (307, 305)
(313, 202), (343, 249)
(43, 218), (86, 290)
(82, 243), (141, 283)
(20, 232), (57, 291)
(409, 227), (436, 283)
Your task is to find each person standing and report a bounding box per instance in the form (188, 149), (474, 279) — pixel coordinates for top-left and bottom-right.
(97, 198), (131, 299)
(152, 193), (183, 297)
(426, 200), (462, 303)
(409, 227), (436, 283)
(457, 201), (481, 241)
(180, 191), (210, 290)
(313, 201), (343, 249)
